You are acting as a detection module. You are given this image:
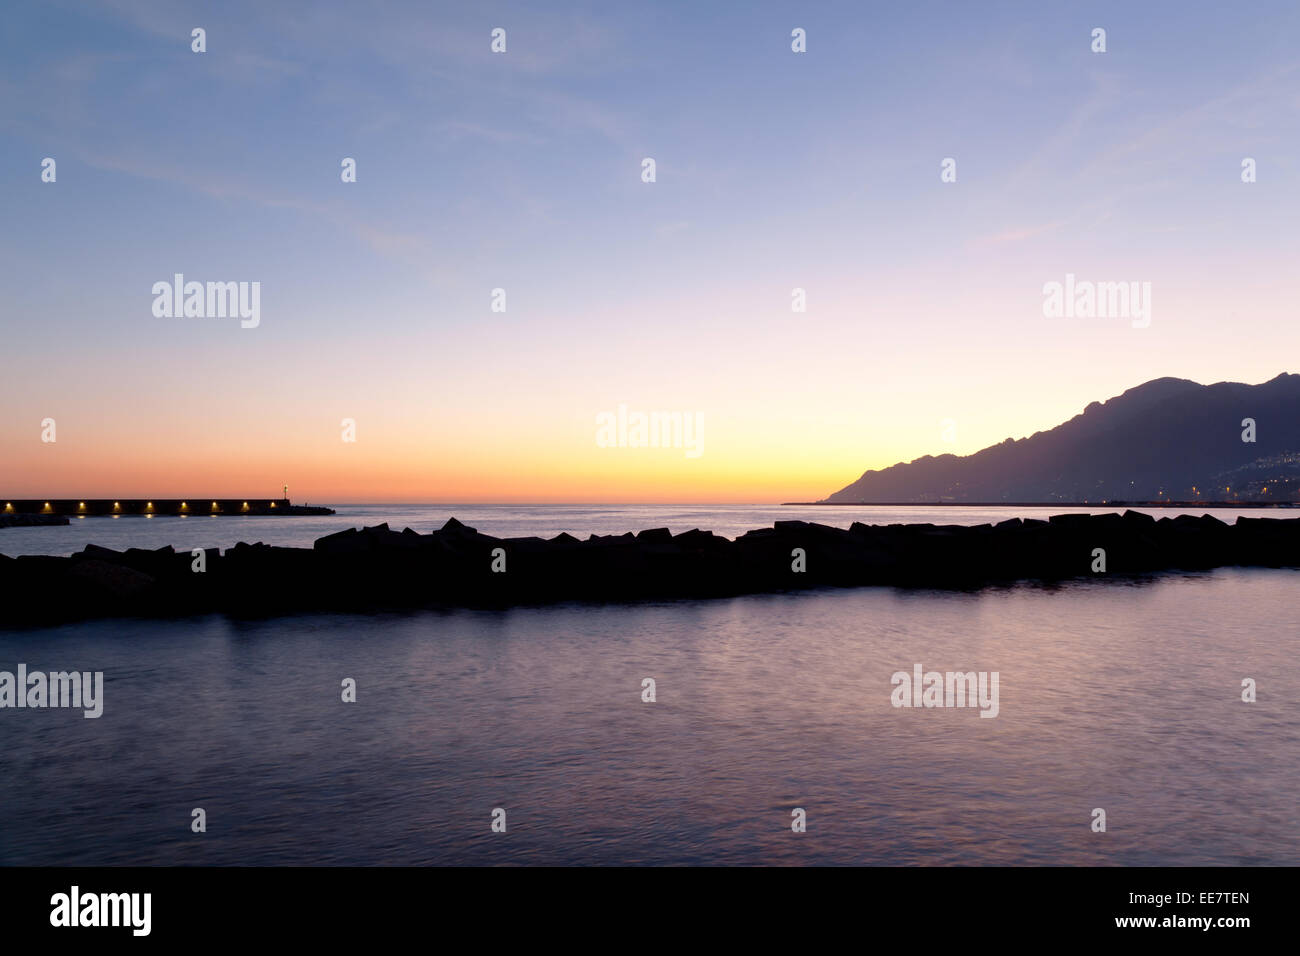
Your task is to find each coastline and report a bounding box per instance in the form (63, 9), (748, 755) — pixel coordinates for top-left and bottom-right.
(784, 500), (1298, 507)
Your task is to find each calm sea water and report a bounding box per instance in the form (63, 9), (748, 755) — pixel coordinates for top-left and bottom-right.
(2, 506), (1298, 865)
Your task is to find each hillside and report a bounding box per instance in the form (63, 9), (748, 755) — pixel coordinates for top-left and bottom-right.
(823, 373), (1300, 503)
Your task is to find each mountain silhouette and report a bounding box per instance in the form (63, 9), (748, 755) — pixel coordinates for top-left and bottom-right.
(823, 373), (1300, 503)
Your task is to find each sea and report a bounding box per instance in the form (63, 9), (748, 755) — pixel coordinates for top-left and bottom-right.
(2, 504), (1297, 865)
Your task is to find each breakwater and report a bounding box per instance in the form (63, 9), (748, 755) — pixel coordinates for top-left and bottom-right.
(2, 511), (1298, 626)
(1, 499), (334, 518)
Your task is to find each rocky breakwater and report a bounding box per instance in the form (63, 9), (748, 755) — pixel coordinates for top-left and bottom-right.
(2, 512), (1298, 626)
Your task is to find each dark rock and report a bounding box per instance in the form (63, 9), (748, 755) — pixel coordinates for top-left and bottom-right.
(66, 559), (155, 601)
(440, 517), (477, 535)
(315, 527), (370, 555)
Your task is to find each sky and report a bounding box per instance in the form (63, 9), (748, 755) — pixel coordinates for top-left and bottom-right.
(2, 0), (1298, 503)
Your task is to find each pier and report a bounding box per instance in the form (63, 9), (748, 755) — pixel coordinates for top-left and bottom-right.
(1, 498), (334, 517)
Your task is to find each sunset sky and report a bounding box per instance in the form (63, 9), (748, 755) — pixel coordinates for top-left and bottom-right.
(2, 0), (1298, 502)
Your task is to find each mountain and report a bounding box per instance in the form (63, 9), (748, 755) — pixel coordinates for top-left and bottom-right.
(823, 373), (1300, 503)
